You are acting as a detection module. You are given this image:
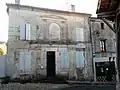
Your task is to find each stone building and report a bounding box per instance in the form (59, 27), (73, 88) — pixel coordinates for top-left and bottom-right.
(6, 3), (93, 80)
(90, 17), (118, 82)
(90, 17), (116, 58)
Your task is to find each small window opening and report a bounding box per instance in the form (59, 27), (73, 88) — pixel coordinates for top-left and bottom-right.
(101, 23), (104, 29)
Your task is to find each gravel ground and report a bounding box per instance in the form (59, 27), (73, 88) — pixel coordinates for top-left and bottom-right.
(0, 83), (68, 90)
(0, 82), (118, 90)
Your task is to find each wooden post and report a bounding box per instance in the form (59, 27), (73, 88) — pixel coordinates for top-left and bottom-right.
(116, 13), (120, 82)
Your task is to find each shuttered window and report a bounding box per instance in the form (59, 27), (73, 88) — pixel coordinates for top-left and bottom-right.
(20, 23), (26, 40)
(76, 51), (85, 68)
(25, 23), (31, 40)
(19, 52), (31, 74)
(76, 28), (84, 41)
(60, 48), (69, 68)
(20, 23), (31, 40)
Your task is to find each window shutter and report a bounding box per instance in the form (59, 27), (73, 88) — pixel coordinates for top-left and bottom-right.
(76, 51), (85, 68)
(76, 28), (84, 41)
(20, 23), (31, 40)
(25, 23), (31, 40)
(20, 23), (26, 40)
(19, 52), (31, 74)
(106, 39), (112, 52)
(60, 48), (69, 68)
(96, 40), (100, 52)
(24, 52), (31, 74)
(19, 52), (25, 72)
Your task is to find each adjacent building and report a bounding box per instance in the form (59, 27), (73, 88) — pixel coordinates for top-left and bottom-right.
(6, 3), (93, 80)
(90, 17), (118, 82)
(90, 17), (116, 58)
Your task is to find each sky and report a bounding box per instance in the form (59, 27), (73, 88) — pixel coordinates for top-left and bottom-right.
(0, 0), (98, 42)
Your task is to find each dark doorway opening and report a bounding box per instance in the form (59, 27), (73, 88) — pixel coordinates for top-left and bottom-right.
(47, 51), (56, 77)
(95, 61), (116, 82)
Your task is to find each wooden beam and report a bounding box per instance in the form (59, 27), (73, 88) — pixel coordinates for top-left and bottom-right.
(100, 17), (116, 33)
(97, 11), (116, 18)
(116, 13), (120, 81)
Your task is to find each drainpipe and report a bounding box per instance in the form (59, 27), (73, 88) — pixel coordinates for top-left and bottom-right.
(88, 17), (94, 81)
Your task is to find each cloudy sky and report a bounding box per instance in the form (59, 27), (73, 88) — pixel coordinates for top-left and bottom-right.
(0, 0), (98, 42)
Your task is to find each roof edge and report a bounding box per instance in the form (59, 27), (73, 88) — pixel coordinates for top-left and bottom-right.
(6, 3), (91, 16)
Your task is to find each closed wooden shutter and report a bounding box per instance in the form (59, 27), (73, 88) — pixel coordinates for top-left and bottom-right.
(20, 23), (26, 40)
(60, 48), (69, 68)
(19, 52), (25, 72)
(76, 51), (84, 68)
(20, 23), (31, 40)
(95, 40), (100, 52)
(19, 52), (32, 74)
(25, 23), (31, 40)
(106, 39), (112, 52)
(76, 28), (84, 41)
(24, 52), (32, 74)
